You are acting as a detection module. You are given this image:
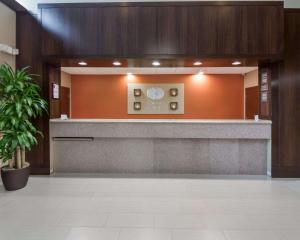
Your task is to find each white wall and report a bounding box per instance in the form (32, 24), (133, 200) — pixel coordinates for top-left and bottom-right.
(244, 69), (259, 89)
(0, 2), (16, 69)
(285, 0), (300, 8)
(61, 70), (71, 88)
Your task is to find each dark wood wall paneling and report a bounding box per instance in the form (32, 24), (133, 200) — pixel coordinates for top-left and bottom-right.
(16, 12), (49, 174)
(270, 9), (300, 177)
(258, 62), (281, 176)
(16, 12), (60, 174)
(40, 2), (284, 58)
(261, 9), (300, 177)
(269, 62), (281, 177)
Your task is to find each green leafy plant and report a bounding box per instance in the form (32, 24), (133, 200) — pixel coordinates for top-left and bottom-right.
(0, 64), (47, 169)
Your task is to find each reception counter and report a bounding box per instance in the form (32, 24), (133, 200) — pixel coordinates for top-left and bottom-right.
(50, 119), (272, 175)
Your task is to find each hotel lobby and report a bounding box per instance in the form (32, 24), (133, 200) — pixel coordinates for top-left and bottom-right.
(1, 0), (300, 239)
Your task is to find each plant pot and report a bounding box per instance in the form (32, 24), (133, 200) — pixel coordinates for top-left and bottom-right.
(1, 164), (30, 191)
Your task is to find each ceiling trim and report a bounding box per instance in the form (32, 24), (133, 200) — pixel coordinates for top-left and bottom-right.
(38, 1), (283, 9)
(61, 67), (258, 75)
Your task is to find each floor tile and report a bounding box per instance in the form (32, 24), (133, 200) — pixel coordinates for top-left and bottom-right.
(107, 214), (154, 227)
(66, 227), (120, 240)
(224, 230), (281, 240)
(57, 212), (108, 227)
(279, 230), (300, 240)
(3, 226), (71, 240)
(0, 226), (11, 240)
(0, 210), (61, 227)
(56, 197), (99, 213)
(154, 214), (204, 228)
(172, 230), (226, 240)
(119, 228), (171, 240)
(1, 175), (300, 240)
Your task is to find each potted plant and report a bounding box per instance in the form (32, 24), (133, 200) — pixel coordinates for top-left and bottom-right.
(0, 64), (47, 191)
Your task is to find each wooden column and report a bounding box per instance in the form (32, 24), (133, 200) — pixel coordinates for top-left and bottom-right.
(16, 12), (56, 174)
(270, 9), (300, 177)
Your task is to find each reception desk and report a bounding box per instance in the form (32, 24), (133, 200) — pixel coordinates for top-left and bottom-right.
(50, 119), (272, 175)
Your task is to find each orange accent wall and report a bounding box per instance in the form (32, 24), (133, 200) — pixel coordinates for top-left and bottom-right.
(71, 74), (244, 119)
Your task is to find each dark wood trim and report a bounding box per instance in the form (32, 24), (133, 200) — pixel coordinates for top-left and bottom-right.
(38, 1), (284, 9)
(41, 54), (284, 61)
(272, 168), (300, 178)
(30, 166), (51, 175)
(284, 8), (300, 13)
(0, 0), (26, 12)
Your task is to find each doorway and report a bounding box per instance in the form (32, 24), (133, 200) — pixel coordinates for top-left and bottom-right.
(60, 86), (70, 118)
(245, 86), (259, 119)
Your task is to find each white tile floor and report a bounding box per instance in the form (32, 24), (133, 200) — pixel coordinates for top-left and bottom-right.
(1, 174), (300, 240)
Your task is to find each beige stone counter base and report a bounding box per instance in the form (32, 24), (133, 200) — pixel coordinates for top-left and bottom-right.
(50, 119), (272, 175)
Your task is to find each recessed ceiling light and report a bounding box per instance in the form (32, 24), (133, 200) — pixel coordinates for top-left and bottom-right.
(113, 61), (121, 66)
(232, 61), (242, 66)
(152, 61), (160, 66)
(198, 71), (204, 75)
(193, 61), (202, 66)
(78, 61), (87, 66)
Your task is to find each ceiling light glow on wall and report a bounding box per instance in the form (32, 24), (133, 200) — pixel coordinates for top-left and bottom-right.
(193, 61), (202, 66)
(113, 61), (122, 66)
(193, 71), (205, 82)
(127, 72), (134, 81)
(232, 61), (242, 66)
(152, 61), (161, 66)
(78, 61), (88, 66)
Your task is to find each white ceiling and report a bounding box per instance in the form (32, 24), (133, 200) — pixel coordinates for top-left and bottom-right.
(16, 0), (290, 14)
(61, 67), (258, 75)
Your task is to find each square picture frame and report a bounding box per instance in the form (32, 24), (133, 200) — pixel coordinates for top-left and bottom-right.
(169, 88), (178, 97)
(134, 88), (142, 97)
(134, 102), (142, 111)
(170, 102), (178, 110)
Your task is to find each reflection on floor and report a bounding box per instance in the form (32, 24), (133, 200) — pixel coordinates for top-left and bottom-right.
(1, 174), (300, 240)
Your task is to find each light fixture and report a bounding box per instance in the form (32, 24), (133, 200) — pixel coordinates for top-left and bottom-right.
(232, 61), (242, 66)
(78, 61), (87, 66)
(0, 44), (19, 55)
(198, 71), (204, 75)
(113, 61), (121, 66)
(193, 61), (202, 66)
(152, 61), (160, 66)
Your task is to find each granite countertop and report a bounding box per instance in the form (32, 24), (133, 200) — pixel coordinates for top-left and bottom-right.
(50, 119), (272, 125)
